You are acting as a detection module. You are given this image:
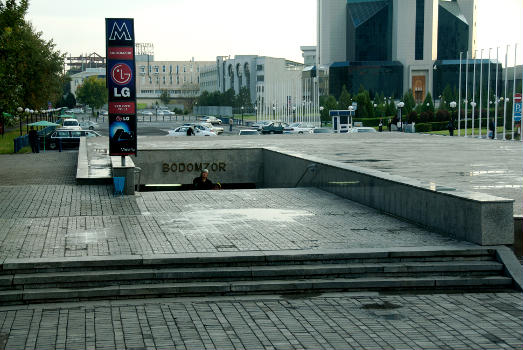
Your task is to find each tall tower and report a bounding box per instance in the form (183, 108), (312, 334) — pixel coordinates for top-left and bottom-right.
(456, 0), (477, 55)
(317, 0), (347, 66)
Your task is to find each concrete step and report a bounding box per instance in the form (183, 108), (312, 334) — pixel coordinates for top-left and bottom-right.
(0, 248), (496, 274)
(4, 261), (504, 290)
(0, 276), (513, 304)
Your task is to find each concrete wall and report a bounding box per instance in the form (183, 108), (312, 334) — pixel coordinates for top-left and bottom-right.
(133, 148), (263, 187)
(263, 148), (514, 246)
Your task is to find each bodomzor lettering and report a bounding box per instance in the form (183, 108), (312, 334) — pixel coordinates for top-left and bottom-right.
(162, 162), (226, 173)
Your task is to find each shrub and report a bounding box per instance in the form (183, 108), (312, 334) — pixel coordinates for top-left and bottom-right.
(435, 109), (450, 122)
(416, 123), (433, 132)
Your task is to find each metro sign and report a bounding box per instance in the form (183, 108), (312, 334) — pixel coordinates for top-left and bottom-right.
(106, 19), (134, 46)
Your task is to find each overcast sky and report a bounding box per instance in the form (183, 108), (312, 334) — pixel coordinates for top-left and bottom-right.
(26, 0), (522, 65)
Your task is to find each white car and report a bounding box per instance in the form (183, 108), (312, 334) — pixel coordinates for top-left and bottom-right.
(140, 110), (153, 116)
(79, 121), (99, 130)
(167, 126), (217, 137)
(199, 122), (223, 135)
(158, 110), (175, 116)
(348, 127), (377, 133)
(202, 116), (222, 125)
(283, 123), (316, 134)
(61, 118), (81, 130)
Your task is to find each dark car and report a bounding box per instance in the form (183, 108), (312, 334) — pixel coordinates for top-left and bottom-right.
(42, 129), (101, 150)
(261, 121), (287, 134)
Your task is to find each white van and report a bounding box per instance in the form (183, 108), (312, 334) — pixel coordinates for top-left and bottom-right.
(61, 118), (81, 130)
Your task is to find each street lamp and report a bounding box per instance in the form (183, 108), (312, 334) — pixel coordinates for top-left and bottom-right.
(470, 101), (477, 137)
(17, 107), (23, 136)
(254, 106), (258, 123)
(348, 106), (354, 125)
(241, 106), (244, 125)
(397, 102), (405, 131)
(292, 106), (296, 123)
(272, 105), (276, 119)
(319, 106), (324, 126)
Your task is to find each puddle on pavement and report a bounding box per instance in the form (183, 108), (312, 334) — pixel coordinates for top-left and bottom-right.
(66, 230), (108, 244)
(166, 208), (314, 226)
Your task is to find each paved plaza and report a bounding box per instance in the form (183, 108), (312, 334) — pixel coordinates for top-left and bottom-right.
(0, 139), (522, 349)
(108, 133), (523, 215)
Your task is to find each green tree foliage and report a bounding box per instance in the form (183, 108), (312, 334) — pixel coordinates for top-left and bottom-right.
(421, 92), (435, 113)
(159, 89), (170, 105)
(236, 86), (251, 108)
(75, 76), (107, 115)
(319, 95), (337, 124)
(354, 86), (373, 118)
(0, 0), (64, 114)
(337, 85), (351, 110)
(402, 90), (416, 114)
(440, 84), (454, 110)
(385, 98), (396, 117)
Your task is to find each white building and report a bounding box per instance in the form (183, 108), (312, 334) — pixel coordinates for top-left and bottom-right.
(135, 57), (214, 106)
(70, 68), (105, 97)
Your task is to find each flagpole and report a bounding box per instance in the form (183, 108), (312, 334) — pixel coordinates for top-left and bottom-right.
(487, 48), (491, 138)
(479, 49), (483, 138)
(503, 45), (509, 140)
(494, 47), (499, 139)
(511, 43), (517, 141)
(465, 51), (469, 137)
(472, 50), (476, 137)
(458, 52), (462, 136)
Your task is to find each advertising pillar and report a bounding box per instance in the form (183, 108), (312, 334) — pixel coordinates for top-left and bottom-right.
(105, 18), (137, 156)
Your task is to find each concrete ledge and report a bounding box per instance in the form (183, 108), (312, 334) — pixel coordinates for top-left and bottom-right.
(263, 148), (514, 246)
(514, 216), (522, 257)
(495, 245), (523, 291)
(111, 156), (135, 195)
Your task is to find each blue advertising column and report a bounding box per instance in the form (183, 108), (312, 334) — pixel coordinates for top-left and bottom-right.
(106, 18), (137, 156)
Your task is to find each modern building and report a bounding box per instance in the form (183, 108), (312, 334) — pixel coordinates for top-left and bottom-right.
(318, 0), (479, 102)
(301, 46), (317, 67)
(70, 68), (106, 97)
(135, 57), (214, 107)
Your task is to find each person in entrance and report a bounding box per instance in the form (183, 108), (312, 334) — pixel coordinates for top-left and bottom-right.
(193, 169), (214, 190)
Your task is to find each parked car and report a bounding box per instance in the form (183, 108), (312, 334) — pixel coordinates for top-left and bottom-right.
(348, 127), (377, 133)
(79, 121), (99, 130)
(167, 126), (217, 137)
(261, 121), (287, 134)
(201, 116), (222, 125)
(283, 123), (316, 134)
(199, 122), (223, 135)
(252, 120), (271, 131)
(310, 128), (333, 134)
(61, 118), (81, 130)
(157, 110), (175, 116)
(100, 110), (108, 116)
(238, 129), (259, 136)
(43, 129), (101, 150)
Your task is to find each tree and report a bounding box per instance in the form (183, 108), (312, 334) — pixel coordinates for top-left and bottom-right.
(75, 76), (107, 115)
(159, 89), (170, 106)
(354, 86), (373, 118)
(236, 86), (251, 109)
(337, 85), (351, 110)
(421, 92), (435, 114)
(402, 90), (416, 115)
(320, 95), (337, 125)
(0, 0), (64, 114)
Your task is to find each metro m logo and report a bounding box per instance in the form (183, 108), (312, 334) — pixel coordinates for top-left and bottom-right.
(109, 22), (132, 41)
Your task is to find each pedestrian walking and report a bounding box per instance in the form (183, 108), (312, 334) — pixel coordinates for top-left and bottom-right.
(186, 127), (195, 136)
(28, 127), (39, 153)
(488, 119), (495, 139)
(387, 118), (392, 132)
(378, 119), (383, 132)
(447, 119), (454, 136)
(229, 117), (233, 132)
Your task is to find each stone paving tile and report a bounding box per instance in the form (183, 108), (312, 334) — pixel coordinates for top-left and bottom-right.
(0, 293), (521, 350)
(0, 186), (473, 259)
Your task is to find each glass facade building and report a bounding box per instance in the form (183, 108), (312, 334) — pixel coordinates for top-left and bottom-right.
(433, 59), (503, 100)
(437, 1), (469, 60)
(415, 0), (425, 60)
(329, 61), (403, 98)
(346, 0), (392, 61)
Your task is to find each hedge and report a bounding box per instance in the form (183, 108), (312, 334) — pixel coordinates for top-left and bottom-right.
(415, 123), (432, 132)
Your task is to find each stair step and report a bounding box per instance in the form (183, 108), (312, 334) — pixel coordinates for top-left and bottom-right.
(1, 248), (495, 273)
(0, 276), (512, 303)
(7, 261), (504, 287)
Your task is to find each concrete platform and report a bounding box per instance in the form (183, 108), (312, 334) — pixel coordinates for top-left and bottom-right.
(86, 133), (523, 214)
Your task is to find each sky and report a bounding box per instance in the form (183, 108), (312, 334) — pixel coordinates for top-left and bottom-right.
(25, 0), (523, 65)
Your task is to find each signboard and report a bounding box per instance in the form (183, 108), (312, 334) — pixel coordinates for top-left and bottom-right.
(514, 93), (522, 122)
(106, 18), (137, 156)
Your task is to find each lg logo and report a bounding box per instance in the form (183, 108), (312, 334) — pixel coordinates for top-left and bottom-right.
(111, 63), (132, 85)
